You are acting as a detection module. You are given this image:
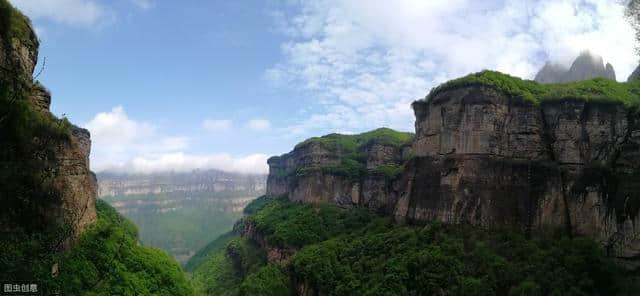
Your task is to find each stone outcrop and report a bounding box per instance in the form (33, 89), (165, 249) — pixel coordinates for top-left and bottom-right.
(266, 80), (640, 268)
(0, 3), (96, 242)
(239, 219), (296, 265)
(51, 126), (97, 239)
(535, 51), (617, 83)
(266, 129), (411, 213)
(534, 63), (568, 84)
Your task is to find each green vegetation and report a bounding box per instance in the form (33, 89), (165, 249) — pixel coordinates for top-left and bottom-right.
(320, 158), (366, 181)
(1, 200), (198, 295)
(102, 193), (243, 265)
(239, 264), (292, 296)
(185, 231), (236, 272)
(245, 197), (389, 248)
(297, 127), (414, 152)
(374, 164), (405, 180)
(191, 237), (292, 296)
(289, 128), (414, 181)
(59, 200), (197, 295)
(243, 195), (272, 215)
(193, 197), (640, 296)
(425, 70), (640, 107)
(0, 0), (34, 43)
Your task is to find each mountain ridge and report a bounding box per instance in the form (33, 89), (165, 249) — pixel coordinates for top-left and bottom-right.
(265, 71), (640, 268)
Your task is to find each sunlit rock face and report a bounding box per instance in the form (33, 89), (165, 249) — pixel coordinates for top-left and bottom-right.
(267, 83), (640, 268)
(407, 86), (640, 267)
(535, 51), (616, 83)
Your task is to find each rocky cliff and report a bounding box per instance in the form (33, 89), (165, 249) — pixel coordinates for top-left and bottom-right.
(267, 128), (413, 213)
(535, 51), (616, 83)
(266, 71), (640, 267)
(0, 1), (96, 243)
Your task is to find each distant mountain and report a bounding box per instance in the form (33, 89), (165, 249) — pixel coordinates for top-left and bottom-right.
(97, 170), (266, 264)
(534, 51), (616, 83)
(98, 169), (266, 198)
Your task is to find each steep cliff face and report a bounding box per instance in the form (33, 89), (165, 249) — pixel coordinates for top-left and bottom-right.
(266, 128), (413, 213)
(51, 126), (97, 239)
(406, 85), (640, 262)
(267, 72), (640, 266)
(0, 1), (96, 242)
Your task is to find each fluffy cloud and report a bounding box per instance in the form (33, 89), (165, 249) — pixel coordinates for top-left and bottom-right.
(103, 153), (270, 175)
(202, 119), (232, 132)
(9, 0), (111, 27)
(246, 119), (272, 131)
(85, 107), (268, 174)
(268, 0), (637, 135)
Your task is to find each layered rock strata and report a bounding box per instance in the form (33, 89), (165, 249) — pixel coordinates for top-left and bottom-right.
(266, 79), (640, 267)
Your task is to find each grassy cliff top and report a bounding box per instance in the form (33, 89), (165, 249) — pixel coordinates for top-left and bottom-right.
(422, 70), (640, 108)
(0, 0), (34, 43)
(295, 127), (414, 152)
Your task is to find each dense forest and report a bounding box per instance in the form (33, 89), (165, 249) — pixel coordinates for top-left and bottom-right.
(191, 196), (640, 296)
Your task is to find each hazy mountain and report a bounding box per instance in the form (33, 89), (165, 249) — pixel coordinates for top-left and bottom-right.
(97, 170), (266, 264)
(534, 51), (616, 83)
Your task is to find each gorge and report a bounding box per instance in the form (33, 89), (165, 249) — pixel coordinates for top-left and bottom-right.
(97, 170), (266, 264)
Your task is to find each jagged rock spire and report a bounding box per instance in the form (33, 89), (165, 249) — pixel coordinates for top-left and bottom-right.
(534, 51), (616, 84)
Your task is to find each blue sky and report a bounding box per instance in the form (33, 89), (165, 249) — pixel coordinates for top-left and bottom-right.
(9, 0), (638, 174)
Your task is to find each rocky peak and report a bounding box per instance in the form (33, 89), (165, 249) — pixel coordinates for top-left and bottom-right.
(534, 51), (616, 83)
(0, 1), (96, 244)
(533, 63), (567, 84)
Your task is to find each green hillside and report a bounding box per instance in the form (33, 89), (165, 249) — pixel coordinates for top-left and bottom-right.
(424, 70), (640, 107)
(192, 196), (640, 296)
(2, 199), (198, 295)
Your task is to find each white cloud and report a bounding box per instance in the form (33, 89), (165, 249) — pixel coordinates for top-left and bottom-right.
(268, 0), (638, 135)
(9, 0), (112, 27)
(130, 0), (152, 10)
(85, 107), (268, 174)
(246, 119), (272, 131)
(106, 153), (269, 175)
(202, 119), (232, 132)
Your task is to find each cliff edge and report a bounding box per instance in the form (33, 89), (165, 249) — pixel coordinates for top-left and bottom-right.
(0, 0), (96, 244)
(266, 71), (640, 268)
